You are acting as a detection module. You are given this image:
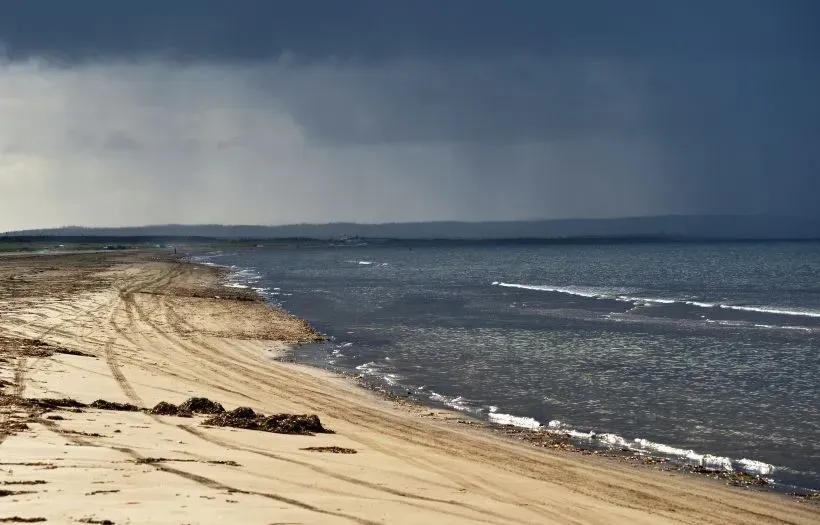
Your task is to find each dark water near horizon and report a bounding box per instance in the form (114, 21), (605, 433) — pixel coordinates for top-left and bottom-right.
(193, 242), (820, 492)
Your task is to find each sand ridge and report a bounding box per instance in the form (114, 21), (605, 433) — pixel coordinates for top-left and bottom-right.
(0, 252), (817, 524)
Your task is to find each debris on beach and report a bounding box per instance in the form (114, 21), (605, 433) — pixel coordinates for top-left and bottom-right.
(178, 397), (225, 414)
(84, 489), (120, 496)
(0, 421), (29, 434)
(301, 446), (357, 454)
(0, 490), (36, 498)
(14, 397), (141, 413)
(495, 426), (574, 450)
(133, 457), (240, 466)
(89, 400), (140, 412)
(789, 491), (820, 502)
(23, 397), (86, 410)
(684, 465), (771, 487)
(148, 401), (185, 416)
(0, 335), (93, 358)
(202, 406), (331, 435)
(0, 517), (47, 523)
(148, 397), (226, 416)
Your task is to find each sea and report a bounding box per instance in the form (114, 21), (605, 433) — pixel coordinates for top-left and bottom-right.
(191, 241), (820, 493)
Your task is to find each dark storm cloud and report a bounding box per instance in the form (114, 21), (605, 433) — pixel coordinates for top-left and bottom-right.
(0, 1), (817, 230)
(1, 0), (817, 62)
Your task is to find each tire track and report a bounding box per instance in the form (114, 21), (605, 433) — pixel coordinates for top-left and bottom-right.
(103, 334), (144, 406)
(176, 425), (523, 525)
(37, 419), (381, 525)
(109, 446), (383, 525)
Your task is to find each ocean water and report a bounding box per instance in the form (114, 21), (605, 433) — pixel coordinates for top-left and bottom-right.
(194, 242), (820, 492)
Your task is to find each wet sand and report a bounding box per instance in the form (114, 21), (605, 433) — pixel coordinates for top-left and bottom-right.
(0, 252), (817, 524)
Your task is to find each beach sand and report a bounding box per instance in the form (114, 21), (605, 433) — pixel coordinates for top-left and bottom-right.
(0, 252), (817, 524)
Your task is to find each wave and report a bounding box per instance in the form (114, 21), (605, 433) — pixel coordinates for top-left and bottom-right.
(479, 406), (778, 476)
(541, 420), (775, 476)
(492, 282), (820, 320)
(726, 304), (820, 318)
(188, 254), (287, 306)
(492, 282), (634, 299)
(344, 260), (389, 267)
(428, 391), (475, 413)
(487, 407), (541, 429)
(355, 360), (406, 389)
(353, 352), (779, 479)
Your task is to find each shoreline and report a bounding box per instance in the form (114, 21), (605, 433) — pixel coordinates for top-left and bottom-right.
(1, 251), (818, 523)
(202, 250), (813, 497)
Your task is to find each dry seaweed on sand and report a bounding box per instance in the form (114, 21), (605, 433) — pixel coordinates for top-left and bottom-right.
(149, 398), (230, 417)
(23, 397), (87, 410)
(133, 457), (240, 466)
(789, 491), (820, 502)
(178, 397), (225, 414)
(0, 421), (29, 433)
(148, 401), (180, 415)
(202, 406), (332, 435)
(14, 397), (140, 412)
(0, 490), (36, 497)
(0, 518), (47, 523)
(301, 446), (357, 454)
(0, 335), (92, 358)
(89, 400), (140, 412)
(683, 465), (771, 487)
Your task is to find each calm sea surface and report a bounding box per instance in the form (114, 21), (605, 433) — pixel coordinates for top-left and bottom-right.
(193, 241), (820, 492)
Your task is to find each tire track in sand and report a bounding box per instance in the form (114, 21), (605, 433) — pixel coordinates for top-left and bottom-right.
(103, 333), (144, 406)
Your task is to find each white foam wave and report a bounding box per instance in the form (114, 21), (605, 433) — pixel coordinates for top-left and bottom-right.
(492, 282), (820, 319)
(736, 458), (776, 475)
(383, 373), (402, 386)
(753, 323), (812, 331)
(355, 361), (380, 374)
(725, 304), (820, 318)
(487, 409), (541, 430)
(428, 392), (474, 412)
(493, 282), (631, 300)
(544, 420), (774, 475)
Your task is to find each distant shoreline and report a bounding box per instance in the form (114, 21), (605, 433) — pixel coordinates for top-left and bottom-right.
(5, 214), (820, 242)
(2, 234), (820, 254)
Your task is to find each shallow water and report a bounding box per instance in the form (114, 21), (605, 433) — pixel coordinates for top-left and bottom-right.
(196, 241), (820, 491)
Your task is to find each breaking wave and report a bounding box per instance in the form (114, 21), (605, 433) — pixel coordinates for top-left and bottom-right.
(543, 419), (775, 476)
(492, 282), (820, 319)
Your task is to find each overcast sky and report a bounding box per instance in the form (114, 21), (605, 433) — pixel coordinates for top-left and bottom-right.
(1, 1), (817, 230)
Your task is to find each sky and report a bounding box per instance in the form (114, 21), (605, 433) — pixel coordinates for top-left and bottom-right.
(1, 1), (818, 230)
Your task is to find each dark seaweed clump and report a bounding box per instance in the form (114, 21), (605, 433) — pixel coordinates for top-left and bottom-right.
(89, 400), (140, 412)
(202, 407), (331, 435)
(178, 397), (225, 414)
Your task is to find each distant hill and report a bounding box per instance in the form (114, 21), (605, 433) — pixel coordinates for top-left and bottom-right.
(4, 215), (820, 241)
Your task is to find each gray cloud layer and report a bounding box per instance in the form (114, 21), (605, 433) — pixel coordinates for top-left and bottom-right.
(0, 2), (817, 230)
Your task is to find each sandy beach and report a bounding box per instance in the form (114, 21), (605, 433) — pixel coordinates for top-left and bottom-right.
(0, 252), (817, 524)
